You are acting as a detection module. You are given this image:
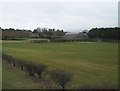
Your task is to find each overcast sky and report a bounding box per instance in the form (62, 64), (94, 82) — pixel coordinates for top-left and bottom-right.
(1, 2), (118, 32)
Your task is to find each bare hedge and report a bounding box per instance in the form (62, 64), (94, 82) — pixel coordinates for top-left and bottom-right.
(49, 69), (73, 89)
(2, 53), (73, 89)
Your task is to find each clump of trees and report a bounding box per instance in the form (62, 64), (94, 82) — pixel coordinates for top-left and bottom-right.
(33, 27), (65, 39)
(1, 27), (65, 40)
(88, 27), (120, 40)
(2, 53), (73, 89)
(2, 28), (32, 40)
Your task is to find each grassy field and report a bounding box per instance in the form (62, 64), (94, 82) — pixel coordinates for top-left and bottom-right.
(0, 61), (2, 90)
(0, 40), (2, 90)
(2, 40), (118, 89)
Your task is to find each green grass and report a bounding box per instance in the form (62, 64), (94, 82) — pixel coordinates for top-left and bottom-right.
(2, 40), (118, 88)
(0, 40), (2, 90)
(0, 61), (2, 90)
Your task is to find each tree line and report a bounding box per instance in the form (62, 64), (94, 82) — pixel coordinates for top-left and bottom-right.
(33, 27), (65, 39)
(1, 27), (32, 40)
(0, 27), (65, 40)
(1, 27), (120, 40)
(87, 27), (120, 40)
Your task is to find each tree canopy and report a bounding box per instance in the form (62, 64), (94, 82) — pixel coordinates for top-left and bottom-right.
(88, 27), (120, 40)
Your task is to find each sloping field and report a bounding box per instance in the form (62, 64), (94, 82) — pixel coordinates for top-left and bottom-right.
(2, 40), (118, 88)
(0, 61), (2, 90)
(0, 40), (2, 90)
(2, 62), (45, 89)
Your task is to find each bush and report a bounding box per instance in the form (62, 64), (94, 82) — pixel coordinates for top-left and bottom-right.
(17, 60), (26, 70)
(49, 69), (73, 89)
(33, 64), (47, 79)
(11, 58), (16, 67)
(30, 39), (49, 43)
(2, 53), (13, 64)
(51, 38), (93, 42)
(2, 53), (48, 78)
(24, 62), (35, 77)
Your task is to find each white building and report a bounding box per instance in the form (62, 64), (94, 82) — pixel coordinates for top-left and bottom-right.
(62, 32), (88, 39)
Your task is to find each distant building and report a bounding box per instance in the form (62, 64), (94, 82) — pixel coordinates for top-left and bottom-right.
(62, 32), (88, 39)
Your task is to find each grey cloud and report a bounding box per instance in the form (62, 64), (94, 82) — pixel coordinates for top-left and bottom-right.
(1, 2), (118, 32)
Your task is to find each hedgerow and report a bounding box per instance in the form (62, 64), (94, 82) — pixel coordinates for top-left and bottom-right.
(2, 53), (73, 89)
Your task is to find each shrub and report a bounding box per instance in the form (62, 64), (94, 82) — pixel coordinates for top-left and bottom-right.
(24, 62), (35, 77)
(49, 69), (73, 89)
(2, 53), (48, 80)
(17, 60), (25, 70)
(33, 64), (47, 79)
(2, 53), (13, 64)
(30, 39), (49, 43)
(11, 58), (16, 67)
